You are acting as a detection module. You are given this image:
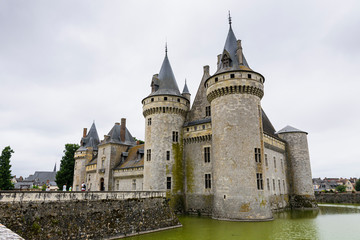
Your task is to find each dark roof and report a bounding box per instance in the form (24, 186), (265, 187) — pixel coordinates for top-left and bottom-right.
(78, 123), (100, 151)
(215, 23), (252, 75)
(148, 51), (181, 97)
(184, 118), (211, 127)
(114, 144), (144, 170)
(182, 80), (190, 94)
(101, 123), (136, 146)
(25, 171), (57, 185)
(276, 125), (308, 135)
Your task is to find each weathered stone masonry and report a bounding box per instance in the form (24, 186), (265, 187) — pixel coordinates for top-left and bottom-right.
(0, 191), (180, 240)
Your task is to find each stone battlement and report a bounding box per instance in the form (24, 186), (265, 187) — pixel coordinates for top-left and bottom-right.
(0, 191), (165, 203)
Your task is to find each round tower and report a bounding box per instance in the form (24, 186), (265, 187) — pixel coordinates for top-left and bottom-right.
(73, 123), (99, 191)
(205, 17), (272, 220)
(276, 126), (317, 208)
(142, 49), (190, 191)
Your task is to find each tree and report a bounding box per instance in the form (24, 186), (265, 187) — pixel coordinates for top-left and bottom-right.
(0, 146), (14, 190)
(55, 144), (79, 190)
(356, 179), (360, 191)
(336, 185), (346, 193)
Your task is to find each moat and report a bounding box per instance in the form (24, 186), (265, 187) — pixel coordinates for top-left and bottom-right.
(125, 204), (360, 240)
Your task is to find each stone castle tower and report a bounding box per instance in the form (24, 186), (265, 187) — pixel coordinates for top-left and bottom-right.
(204, 17), (271, 220)
(142, 48), (190, 192)
(73, 123), (99, 191)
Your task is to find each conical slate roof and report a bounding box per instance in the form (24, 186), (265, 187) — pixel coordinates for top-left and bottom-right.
(276, 125), (308, 135)
(149, 51), (181, 97)
(182, 80), (190, 94)
(78, 122), (100, 151)
(215, 22), (252, 74)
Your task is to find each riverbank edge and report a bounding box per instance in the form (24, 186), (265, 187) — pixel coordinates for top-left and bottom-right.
(106, 224), (182, 239)
(315, 192), (360, 204)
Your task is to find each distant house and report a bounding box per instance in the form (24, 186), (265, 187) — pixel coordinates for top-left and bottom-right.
(14, 164), (58, 190)
(313, 177), (357, 192)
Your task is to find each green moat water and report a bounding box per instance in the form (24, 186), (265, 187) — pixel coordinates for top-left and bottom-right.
(126, 204), (360, 240)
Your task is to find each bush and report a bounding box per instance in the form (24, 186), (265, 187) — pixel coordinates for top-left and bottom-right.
(355, 180), (360, 191)
(336, 185), (346, 193)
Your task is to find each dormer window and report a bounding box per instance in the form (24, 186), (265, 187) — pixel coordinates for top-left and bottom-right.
(221, 53), (232, 68)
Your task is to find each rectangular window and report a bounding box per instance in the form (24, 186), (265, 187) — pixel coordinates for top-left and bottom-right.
(205, 174), (211, 189)
(230, 73), (235, 78)
(256, 173), (263, 190)
(265, 154), (268, 166)
(148, 118), (152, 126)
(116, 180), (119, 191)
(204, 147), (210, 163)
(132, 179), (136, 190)
(172, 131), (179, 142)
(248, 74), (252, 79)
(146, 149), (151, 161)
(273, 179), (276, 193)
(215, 77), (218, 82)
(283, 180), (286, 192)
(205, 106), (211, 117)
(281, 159), (283, 170)
(274, 157), (276, 168)
(255, 148), (261, 163)
(167, 177), (171, 190)
(166, 151), (170, 161)
(164, 97), (168, 101)
(267, 178), (270, 191)
(278, 179), (281, 193)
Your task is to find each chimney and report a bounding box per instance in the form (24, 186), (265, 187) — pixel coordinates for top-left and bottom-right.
(83, 128), (87, 138)
(236, 40), (243, 64)
(120, 118), (126, 142)
(217, 54), (221, 68)
(203, 65), (210, 76)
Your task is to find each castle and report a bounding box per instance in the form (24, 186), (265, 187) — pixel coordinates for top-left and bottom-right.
(73, 17), (317, 221)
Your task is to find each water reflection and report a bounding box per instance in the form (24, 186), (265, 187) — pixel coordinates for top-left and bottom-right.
(125, 205), (360, 240)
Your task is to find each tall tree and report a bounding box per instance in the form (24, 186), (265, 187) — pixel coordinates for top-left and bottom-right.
(0, 146), (14, 190)
(55, 144), (79, 190)
(356, 179), (360, 191)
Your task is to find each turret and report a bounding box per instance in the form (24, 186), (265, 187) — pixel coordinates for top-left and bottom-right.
(142, 47), (190, 194)
(276, 126), (317, 209)
(73, 122), (99, 191)
(205, 15), (271, 220)
(182, 80), (191, 102)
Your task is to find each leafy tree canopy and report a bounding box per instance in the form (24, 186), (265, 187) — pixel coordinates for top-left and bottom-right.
(55, 143), (79, 190)
(133, 137), (144, 144)
(335, 184), (346, 193)
(355, 179), (360, 191)
(0, 146), (14, 190)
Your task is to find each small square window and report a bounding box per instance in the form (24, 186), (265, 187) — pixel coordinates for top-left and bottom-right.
(164, 97), (168, 101)
(177, 98), (180, 102)
(248, 74), (252, 79)
(151, 98), (154, 102)
(230, 74), (235, 78)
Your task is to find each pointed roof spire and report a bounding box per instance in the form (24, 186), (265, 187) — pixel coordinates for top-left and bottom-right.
(148, 44), (181, 97)
(228, 10), (232, 26)
(182, 79), (190, 94)
(53, 163), (56, 172)
(215, 13), (252, 74)
(78, 122), (100, 150)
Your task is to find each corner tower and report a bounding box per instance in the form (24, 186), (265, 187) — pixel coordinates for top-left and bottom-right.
(142, 48), (190, 192)
(205, 16), (272, 220)
(276, 126), (317, 209)
(73, 123), (99, 191)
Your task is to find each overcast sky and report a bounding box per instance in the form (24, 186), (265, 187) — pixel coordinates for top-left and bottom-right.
(1, 0), (359, 179)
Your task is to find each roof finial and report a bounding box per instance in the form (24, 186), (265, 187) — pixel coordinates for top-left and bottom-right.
(165, 42), (168, 55)
(228, 11), (232, 26)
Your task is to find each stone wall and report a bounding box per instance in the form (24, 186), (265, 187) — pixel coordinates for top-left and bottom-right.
(315, 192), (360, 204)
(0, 191), (181, 240)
